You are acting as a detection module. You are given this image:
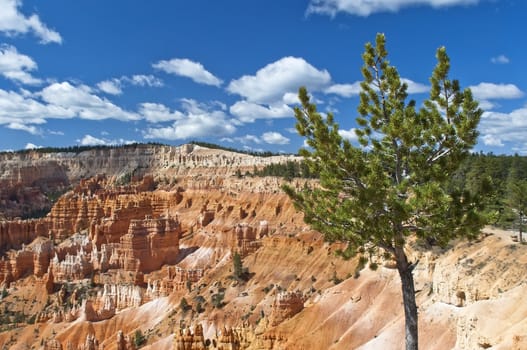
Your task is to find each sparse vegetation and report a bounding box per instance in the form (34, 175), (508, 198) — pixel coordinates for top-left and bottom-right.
(179, 297), (190, 312)
(133, 329), (146, 348)
(232, 252), (244, 280)
(211, 293), (225, 309)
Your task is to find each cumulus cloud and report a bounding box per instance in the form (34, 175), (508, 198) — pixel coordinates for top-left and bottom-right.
(7, 121), (41, 134)
(401, 78), (429, 94)
(230, 101), (293, 123)
(78, 135), (108, 146)
(97, 79), (122, 95)
(77, 134), (136, 146)
(227, 56), (428, 125)
(138, 102), (184, 123)
(338, 128), (358, 142)
(261, 131), (290, 145)
(491, 55), (510, 64)
(307, 0), (479, 17)
(479, 107), (527, 149)
(25, 142), (42, 149)
(0, 0), (62, 44)
(469, 82), (524, 100)
(227, 57), (331, 104)
(153, 58), (222, 87)
(97, 74), (163, 95)
(128, 74), (163, 87)
(221, 134), (262, 145)
(40, 82), (139, 121)
(481, 134), (504, 147)
(282, 92), (300, 105)
(325, 82), (361, 97)
(0, 81), (143, 134)
(0, 45), (41, 85)
(0, 88), (69, 128)
(143, 99), (236, 140)
(325, 78), (427, 98)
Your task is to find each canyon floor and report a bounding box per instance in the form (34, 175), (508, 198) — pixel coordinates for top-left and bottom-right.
(0, 144), (526, 350)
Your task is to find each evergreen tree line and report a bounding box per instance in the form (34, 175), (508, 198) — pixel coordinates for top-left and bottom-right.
(189, 141), (286, 157)
(249, 160), (318, 180)
(251, 153), (527, 231)
(448, 152), (527, 230)
(2, 142), (165, 155)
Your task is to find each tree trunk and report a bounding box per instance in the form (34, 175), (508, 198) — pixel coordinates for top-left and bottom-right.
(395, 246), (418, 350)
(520, 212), (523, 243)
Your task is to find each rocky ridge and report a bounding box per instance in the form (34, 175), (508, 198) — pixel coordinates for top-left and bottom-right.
(0, 144), (526, 349)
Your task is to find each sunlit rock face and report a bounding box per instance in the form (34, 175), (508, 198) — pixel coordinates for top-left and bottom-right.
(3, 144), (527, 350)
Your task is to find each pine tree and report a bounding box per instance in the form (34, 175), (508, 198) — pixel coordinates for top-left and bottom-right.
(233, 252), (243, 280)
(283, 34), (485, 350)
(506, 178), (527, 242)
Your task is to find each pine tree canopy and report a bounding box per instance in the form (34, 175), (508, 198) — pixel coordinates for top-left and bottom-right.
(283, 33), (486, 260)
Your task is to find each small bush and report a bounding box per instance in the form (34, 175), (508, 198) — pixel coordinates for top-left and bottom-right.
(179, 297), (190, 312)
(134, 329), (146, 348)
(211, 293), (225, 309)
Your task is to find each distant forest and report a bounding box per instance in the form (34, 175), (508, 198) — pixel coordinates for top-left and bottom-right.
(253, 152), (527, 231)
(1, 141), (286, 157)
(1, 142), (166, 155)
(188, 141), (287, 157)
(447, 153), (527, 230)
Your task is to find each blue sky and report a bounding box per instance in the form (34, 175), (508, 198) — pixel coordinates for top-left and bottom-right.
(0, 0), (524, 154)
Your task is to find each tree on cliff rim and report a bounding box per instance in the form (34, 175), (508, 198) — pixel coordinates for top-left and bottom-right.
(283, 34), (485, 350)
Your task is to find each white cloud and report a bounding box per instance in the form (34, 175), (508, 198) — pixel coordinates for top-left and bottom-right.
(221, 134), (262, 145)
(0, 45), (41, 85)
(0, 82), (142, 134)
(479, 107), (527, 148)
(282, 92), (300, 105)
(477, 100), (495, 111)
(138, 102), (184, 123)
(325, 82), (361, 97)
(128, 74), (163, 87)
(307, 0), (479, 17)
(261, 131), (290, 145)
(40, 82), (139, 121)
(338, 128), (358, 142)
(401, 78), (429, 94)
(230, 101), (293, 123)
(0, 88), (70, 127)
(0, 0), (62, 44)
(325, 79), (427, 98)
(77, 134), (136, 146)
(481, 134), (504, 147)
(240, 135), (262, 144)
(469, 82), (524, 100)
(98, 74), (163, 95)
(7, 121), (41, 134)
(25, 142), (41, 149)
(153, 58), (222, 87)
(143, 99), (236, 140)
(227, 57), (331, 104)
(491, 55), (510, 64)
(78, 134), (108, 146)
(97, 79), (122, 95)
(286, 127), (298, 134)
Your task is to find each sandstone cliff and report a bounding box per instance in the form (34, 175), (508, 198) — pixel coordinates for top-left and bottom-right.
(1, 144), (526, 350)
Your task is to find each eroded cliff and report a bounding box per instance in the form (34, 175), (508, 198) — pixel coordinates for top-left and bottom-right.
(0, 144), (525, 350)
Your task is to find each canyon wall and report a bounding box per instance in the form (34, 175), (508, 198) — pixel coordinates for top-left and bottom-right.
(2, 144), (527, 350)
